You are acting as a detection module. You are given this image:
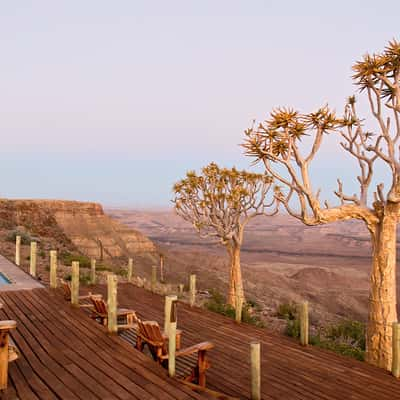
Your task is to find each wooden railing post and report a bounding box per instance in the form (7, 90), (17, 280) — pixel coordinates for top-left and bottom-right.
(168, 300), (178, 378)
(189, 274), (196, 307)
(107, 274), (118, 334)
(160, 254), (165, 283)
(71, 261), (80, 307)
(164, 295), (178, 336)
(178, 284), (184, 294)
(250, 342), (261, 400)
(127, 258), (133, 282)
(15, 235), (21, 266)
(30, 241), (37, 277)
(91, 258), (96, 285)
(299, 301), (309, 346)
(151, 265), (157, 292)
(392, 322), (400, 378)
(49, 250), (57, 289)
(235, 292), (243, 323)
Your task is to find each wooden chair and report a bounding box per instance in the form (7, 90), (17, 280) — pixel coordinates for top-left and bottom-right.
(90, 296), (137, 330)
(136, 320), (214, 387)
(61, 280), (102, 307)
(0, 320), (19, 390)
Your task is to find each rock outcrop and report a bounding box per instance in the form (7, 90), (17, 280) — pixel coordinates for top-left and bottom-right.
(0, 199), (156, 259)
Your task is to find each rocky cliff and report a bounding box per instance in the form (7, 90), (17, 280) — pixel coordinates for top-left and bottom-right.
(0, 199), (156, 259)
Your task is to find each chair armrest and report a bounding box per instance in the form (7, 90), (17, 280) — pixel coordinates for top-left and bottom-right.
(117, 308), (136, 316)
(79, 293), (102, 300)
(0, 320), (17, 330)
(160, 341), (214, 360)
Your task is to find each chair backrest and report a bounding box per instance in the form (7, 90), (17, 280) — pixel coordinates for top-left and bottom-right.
(137, 320), (166, 352)
(90, 297), (107, 315)
(61, 280), (71, 300)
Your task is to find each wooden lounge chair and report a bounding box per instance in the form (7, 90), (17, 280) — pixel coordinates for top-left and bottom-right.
(136, 320), (214, 387)
(0, 320), (19, 390)
(90, 296), (137, 330)
(61, 280), (102, 307)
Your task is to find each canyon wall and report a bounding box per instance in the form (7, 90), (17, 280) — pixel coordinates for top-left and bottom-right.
(0, 199), (156, 259)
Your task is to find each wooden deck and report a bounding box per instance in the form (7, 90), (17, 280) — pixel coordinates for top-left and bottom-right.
(90, 283), (400, 400)
(0, 288), (204, 400)
(1, 284), (400, 399)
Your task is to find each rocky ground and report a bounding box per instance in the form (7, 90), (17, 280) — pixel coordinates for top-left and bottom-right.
(107, 208), (400, 332)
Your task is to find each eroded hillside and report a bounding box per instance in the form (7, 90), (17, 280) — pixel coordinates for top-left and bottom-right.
(0, 199), (156, 259)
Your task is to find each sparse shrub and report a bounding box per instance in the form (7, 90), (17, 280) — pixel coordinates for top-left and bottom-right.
(242, 303), (266, 328)
(285, 319), (301, 338)
(325, 319), (365, 350)
(63, 273), (91, 285)
(247, 298), (262, 312)
(39, 250), (46, 258)
(279, 303), (366, 361)
(96, 264), (111, 272)
(310, 333), (365, 361)
(61, 252), (91, 268)
(314, 320), (366, 361)
(6, 230), (31, 245)
(277, 302), (297, 320)
(205, 289), (265, 328)
(115, 267), (128, 277)
(205, 289), (235, 318)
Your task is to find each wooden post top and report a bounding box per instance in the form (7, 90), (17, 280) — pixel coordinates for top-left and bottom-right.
(0, 320), (17, 330)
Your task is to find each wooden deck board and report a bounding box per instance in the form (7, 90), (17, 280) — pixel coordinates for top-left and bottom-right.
(89, 283), (400, 400)
(0, 288), (203, 400)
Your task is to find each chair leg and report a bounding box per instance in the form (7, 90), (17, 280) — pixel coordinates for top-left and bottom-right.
(136, 336), (144, 351)
(0, 332), (9, 390)
(197, 350), (207, 387)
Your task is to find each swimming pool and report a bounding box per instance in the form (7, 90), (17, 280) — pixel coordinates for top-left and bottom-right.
(0, 272), (11, 285)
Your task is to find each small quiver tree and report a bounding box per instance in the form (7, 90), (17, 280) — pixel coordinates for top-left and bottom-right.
(173, 162), (277, 308)
(243, 40), (400, 370)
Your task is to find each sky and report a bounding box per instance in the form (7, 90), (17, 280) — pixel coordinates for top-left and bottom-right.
(0, 1), (399, 207)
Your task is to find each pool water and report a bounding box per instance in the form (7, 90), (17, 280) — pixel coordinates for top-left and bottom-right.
(0, 272), (11, 285)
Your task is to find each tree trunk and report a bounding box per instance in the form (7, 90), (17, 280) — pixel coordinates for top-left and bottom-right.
(227, 245), (245, 308)
(366, 203), (398, 370)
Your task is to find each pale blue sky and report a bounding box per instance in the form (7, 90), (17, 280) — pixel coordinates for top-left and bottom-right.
(0, 1), (398, 206)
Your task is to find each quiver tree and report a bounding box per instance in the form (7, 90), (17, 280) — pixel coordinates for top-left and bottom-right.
(173, 162), (277, 308)
(243, 40), (400, 370)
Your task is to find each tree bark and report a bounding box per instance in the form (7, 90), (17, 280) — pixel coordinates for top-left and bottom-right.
(227, 245), (245, 308)
(366, 202), (398, 370)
